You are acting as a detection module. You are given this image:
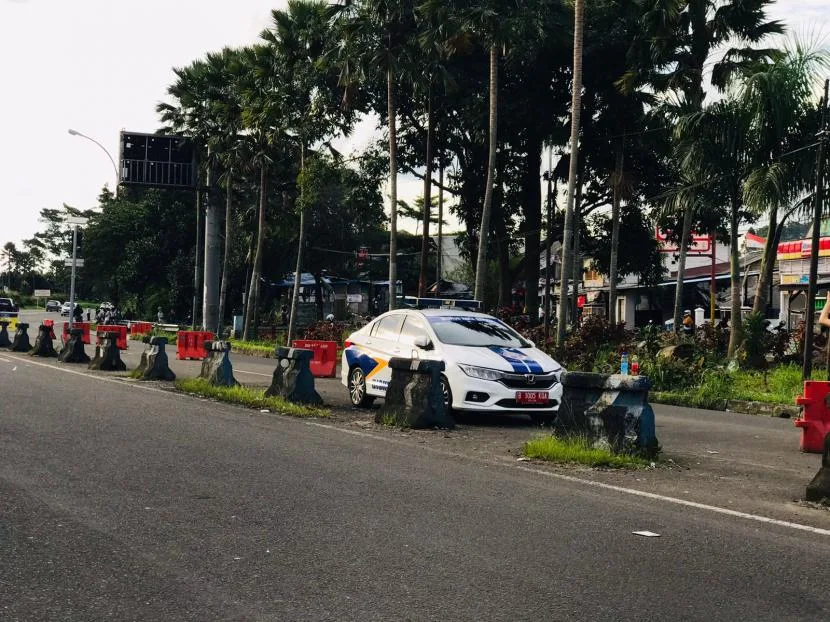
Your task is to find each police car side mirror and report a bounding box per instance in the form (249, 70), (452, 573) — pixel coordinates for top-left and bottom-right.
(414, 335), (431, 349)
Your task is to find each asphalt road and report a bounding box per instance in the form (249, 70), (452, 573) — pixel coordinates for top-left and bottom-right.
(2, 344), (830, 620)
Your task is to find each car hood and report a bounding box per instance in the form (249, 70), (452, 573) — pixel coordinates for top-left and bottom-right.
(438, 343), (561, 374)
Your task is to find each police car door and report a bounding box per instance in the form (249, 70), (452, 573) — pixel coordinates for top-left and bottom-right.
(366, 313), (404, 395)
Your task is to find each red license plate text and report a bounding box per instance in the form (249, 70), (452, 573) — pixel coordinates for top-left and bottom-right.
(516, 391), (549, 405)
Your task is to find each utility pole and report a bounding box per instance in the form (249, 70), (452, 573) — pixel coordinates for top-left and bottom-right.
(65, 216), (88, 331)
(802, 79), (829, 381)
(203, 155), (221, 334)
(543, 149), (554, 343)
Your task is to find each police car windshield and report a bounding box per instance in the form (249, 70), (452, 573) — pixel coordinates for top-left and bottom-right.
(427, 316), (529, 348)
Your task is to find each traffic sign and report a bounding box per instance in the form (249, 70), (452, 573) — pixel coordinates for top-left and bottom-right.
(66, 216), (88, 226)
(34, 289), (51, 297)
(64, 258), (84, 267)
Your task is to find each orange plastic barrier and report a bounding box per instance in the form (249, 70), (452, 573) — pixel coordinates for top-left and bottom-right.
(291, 340), (338, 378)
(176, 331), (214, 360)
(130, 321), (154, 336)
(96, 325), (128, 351)
(62, 322), (91, 345)
(43, 319), (56, 339)
(795, 381), (830, 453)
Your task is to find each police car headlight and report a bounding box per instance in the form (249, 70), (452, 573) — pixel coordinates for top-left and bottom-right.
(458, 364), (506, 381)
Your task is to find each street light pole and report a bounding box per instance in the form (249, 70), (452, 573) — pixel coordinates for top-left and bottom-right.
(68, 224), (79, 331)
(68, 129), (120, 193)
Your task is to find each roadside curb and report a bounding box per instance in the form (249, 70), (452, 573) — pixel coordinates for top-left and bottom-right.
(652, 392), (800, 418)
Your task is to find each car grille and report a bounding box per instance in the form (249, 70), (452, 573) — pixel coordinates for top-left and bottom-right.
(498, 372), (558, 390)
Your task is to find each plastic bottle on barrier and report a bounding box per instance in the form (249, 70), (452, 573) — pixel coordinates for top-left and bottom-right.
(620, 352), (629, 376)
(631, 355), (639, 376)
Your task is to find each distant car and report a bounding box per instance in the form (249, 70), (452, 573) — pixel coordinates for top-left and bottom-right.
(342, 309), (563, 425)
(46, 300), (61, 312)
(0, 297), (17, 314)
(60, 302), (72, 316)
(99, 302), (114, 311)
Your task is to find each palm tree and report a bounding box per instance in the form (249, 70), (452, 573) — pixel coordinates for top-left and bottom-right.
(556, 0), (584, 350)
(237, 44), (282, 340)
(622, 0), (783, 331)
(675, 99), (753, 356)
(330, 0), (417, 311)
(742, 44), (830, 315)
(265, 0), (356, 342)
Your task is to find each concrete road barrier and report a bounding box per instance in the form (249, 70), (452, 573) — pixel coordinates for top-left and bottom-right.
(11, 323), (31, 353)
(558, 371), (658, 458)
(0, 321), (11, 348)
(198, 340), (237, 387)
(89, 332), (127, 372)
(805, 433), (830, 503)
(58, 328), (91, 364)
(376, 358), (453, 429)
(266, 347), (322, 405)
(136, 336), (176, 381)
(30, 324), (57, 358)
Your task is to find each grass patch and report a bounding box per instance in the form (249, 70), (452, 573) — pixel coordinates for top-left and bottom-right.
(228, 339), (278, 358)
(522, 434), (648, 468)
(651, 364), (825, 409)
(175, 377), (328, 419)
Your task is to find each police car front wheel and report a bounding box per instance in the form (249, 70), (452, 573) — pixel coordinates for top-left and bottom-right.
(348, 366), (374, 408)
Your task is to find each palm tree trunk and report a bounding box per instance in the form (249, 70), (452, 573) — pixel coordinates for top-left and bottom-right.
(387, 68), (398, 311)
(672, 203), (695, 332)
(524, 143), (542, 320)
(418, 85), (434, 298)
(474, 45), (499, 303)
(243, 164), (267, 341)
(218, 168), (233, 337)
(288, 143), (306, 344)
(557, 0), (584, 351)
(608, 142), (624, 325)
(192, 188), (203, 329)
(571, 173), (584, 324)
(752, 205), (779, 315)
(728, 194), (742, 357)
(436, 165), (444, 286)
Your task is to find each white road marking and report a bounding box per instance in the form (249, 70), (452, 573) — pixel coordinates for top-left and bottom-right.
(303, 421), (830, 538)
(0, 357), (11, 363)
(8, 351), (830, 538)
(235, 369), (272, 378)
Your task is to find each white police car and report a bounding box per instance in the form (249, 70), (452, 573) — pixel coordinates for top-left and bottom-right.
(342, 309), (563, 423)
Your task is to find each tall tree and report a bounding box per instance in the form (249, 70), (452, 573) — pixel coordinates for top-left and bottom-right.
(743, 44), (830, 315)
(557, 0), (585, 349)
(622, 0), (783, 330)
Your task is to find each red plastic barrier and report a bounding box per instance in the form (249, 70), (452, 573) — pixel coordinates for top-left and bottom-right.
(130, 321), (154, 336)
(62, 322), (91, 345)
(292, 340), (338, 378)
(795, 381), (830, 453)
(96, 325), (128, 351)
(176, 331), (214, 360)
(43, 319), (56, 340)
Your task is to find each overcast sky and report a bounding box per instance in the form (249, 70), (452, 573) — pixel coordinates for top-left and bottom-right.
(0, 0), (827, 250)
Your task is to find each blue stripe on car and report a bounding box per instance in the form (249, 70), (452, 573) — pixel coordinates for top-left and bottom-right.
(345, 347), (378, 376)
(489, 346), (545, 373)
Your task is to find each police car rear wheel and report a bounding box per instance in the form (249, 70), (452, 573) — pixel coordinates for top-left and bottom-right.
(348, 366), (374, 408)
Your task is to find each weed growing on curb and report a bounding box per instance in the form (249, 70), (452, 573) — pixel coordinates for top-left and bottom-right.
(175, 378), (329, 419)
(522, 434), (648, 468)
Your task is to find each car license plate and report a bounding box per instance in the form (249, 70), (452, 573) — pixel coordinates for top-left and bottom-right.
(516, 391), (548, 405)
